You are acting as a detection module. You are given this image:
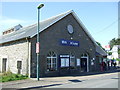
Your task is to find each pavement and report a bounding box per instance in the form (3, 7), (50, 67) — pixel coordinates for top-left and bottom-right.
(1, 68), (120, 90)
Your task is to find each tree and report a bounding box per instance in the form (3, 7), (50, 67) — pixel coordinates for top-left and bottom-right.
(116, 38), (120, 45)
(109, 38), (120, 49)
(109, 38), (117, 49)
(118, 48), (120, 54)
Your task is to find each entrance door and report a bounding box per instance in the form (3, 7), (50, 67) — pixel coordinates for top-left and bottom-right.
(81, 58), (87, 72)
(2, 58), (7, 72)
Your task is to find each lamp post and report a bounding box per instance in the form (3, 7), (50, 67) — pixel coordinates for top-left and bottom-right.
(36, 4), (44, 81)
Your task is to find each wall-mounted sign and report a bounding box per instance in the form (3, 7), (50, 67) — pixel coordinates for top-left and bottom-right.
(60, 39), (79, 47)
(60, 55), (70, 67)
(60, 57), (69, 67)
(36, 42), (40, 53)
(60, 55), (69, 57)
(77, 58), (80, 66)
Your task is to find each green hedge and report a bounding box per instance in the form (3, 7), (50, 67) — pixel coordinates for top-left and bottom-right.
(116, 58), (120, 61)
(0, 71), (28, 82)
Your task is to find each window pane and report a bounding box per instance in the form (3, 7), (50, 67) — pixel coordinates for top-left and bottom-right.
(61, 58), (65, 67)
(53, 64), (56, 69)
(70, 58), (75, 66)
(53, 58), (56, 63)
(47, 58), (51, 63)
(47, 51), (57, 71)
(17, 61), (22, 69)
(65, 58), (69, 67)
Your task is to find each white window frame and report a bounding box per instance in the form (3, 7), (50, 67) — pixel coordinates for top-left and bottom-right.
(47, 51), (57, 71)
(1, 55), (8, 73)
(81, 53), (89, 72)
(70, 54), (75, 67)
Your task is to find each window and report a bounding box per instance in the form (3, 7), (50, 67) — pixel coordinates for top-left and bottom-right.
(70, 53), (75, 69)
(17, 61), (22, 69)
(47, 51), (57, 71)
(17, 61), (22, 74)
(70, 54), (75, 67)
(2, 58), (7, 72)
(61, 58), (69, 67)
(77, 58), (80, 66)
(81, 53), (88, 57)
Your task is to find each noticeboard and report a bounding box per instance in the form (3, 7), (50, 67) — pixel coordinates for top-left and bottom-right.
(60, 55), (70, 67)
(77, 58), (80, 66)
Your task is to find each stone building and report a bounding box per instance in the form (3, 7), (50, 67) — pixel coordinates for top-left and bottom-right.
(0, 10), (107, 78)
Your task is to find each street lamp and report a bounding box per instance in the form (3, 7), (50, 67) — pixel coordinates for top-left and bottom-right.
(36, 4), (44, 81)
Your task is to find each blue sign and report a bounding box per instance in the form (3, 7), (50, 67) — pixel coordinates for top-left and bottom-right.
(60, 39), (79, 47)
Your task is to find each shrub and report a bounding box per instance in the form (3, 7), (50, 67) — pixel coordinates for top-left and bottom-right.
(116, 58), (120, 61)
(0, 72), (28, 82)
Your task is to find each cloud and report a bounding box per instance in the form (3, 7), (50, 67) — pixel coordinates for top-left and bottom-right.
(0, 16), (26, 26)
(1, 18), (25, 24)
(0, 16), (26, 35)
(0, 16), (36, 35)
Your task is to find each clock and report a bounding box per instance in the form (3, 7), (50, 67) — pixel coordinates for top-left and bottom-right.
(67, 24), (74, 34)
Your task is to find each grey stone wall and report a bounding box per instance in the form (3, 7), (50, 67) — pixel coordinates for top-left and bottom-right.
(0, 39), (30, 75)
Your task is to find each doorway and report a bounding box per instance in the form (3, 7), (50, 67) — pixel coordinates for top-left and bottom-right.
(81, 58), (87, 72)
(80, 53), (89, 72)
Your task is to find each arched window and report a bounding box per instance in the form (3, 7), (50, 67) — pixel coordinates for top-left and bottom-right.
(47, 51), (57, 71)
(81, 53), (88, 58)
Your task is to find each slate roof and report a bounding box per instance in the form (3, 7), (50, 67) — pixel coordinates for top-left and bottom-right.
(0, 10), (107, 56)
(96, 44), (107, 56)
(0, 10), (72, 44)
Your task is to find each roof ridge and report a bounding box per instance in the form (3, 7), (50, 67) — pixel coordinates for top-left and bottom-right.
(16, 10), (73, 32)
(40, 10), (73, 23)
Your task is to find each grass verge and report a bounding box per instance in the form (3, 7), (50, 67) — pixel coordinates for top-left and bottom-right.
(0, 71), (28, 82)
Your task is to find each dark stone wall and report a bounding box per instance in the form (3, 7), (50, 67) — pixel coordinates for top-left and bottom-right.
(30, 14), (96, 77)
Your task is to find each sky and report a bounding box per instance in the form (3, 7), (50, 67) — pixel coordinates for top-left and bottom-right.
(0, 2), (118, 47)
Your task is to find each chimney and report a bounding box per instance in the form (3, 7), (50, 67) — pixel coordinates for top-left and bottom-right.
(3, 24), (22, 35)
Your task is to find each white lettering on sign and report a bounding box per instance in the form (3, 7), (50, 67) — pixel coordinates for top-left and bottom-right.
(60, 55), (69, 57)
(60, 39), (79, 47)
(62, 40), (67, 44)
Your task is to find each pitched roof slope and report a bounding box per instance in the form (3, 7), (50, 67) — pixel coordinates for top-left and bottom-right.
(0, 10), (107, 56)
(0, 10), (72, 44)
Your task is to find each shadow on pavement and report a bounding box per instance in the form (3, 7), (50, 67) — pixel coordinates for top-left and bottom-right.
(68, 79), (82, 83)
(18, 84), (62, 90)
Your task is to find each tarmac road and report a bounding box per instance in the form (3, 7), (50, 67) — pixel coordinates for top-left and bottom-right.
(1, 71), (120, 90)
(45, 72), (119, 88)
